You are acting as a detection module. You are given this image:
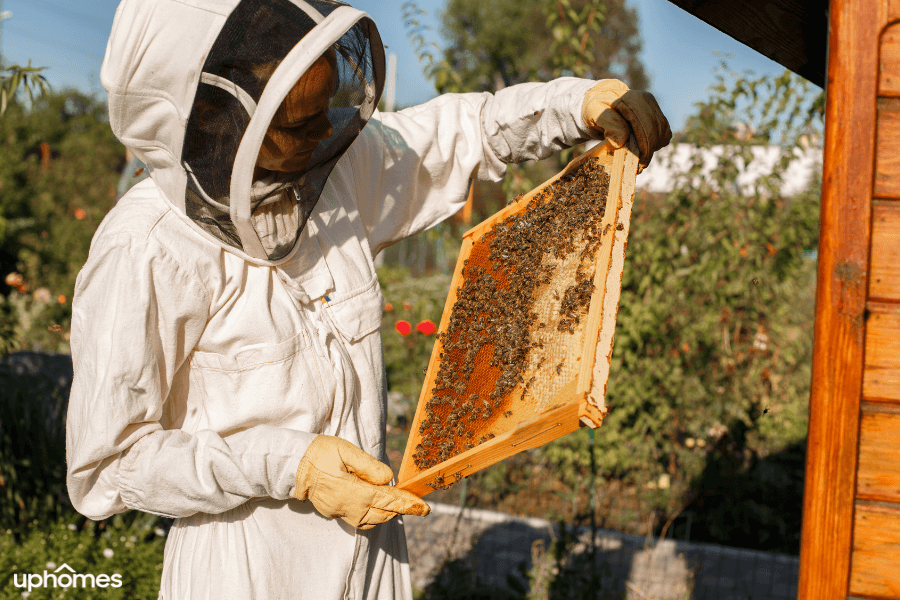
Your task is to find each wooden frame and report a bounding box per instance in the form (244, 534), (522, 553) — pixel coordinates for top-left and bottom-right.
(397, 139), (640, 497)
(796, 0), (900, 597)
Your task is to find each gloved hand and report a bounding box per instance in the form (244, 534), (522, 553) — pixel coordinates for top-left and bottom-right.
(582, 79), (672, 172)
(293, 435), (430, 530)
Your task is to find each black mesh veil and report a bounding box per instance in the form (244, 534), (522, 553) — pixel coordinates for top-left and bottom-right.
(181, 0), (384, 261)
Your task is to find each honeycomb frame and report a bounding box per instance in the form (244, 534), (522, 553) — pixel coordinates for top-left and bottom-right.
(397, 137), (640, 496)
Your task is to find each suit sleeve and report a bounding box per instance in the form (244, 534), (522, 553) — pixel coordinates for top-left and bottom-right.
(347, 77), (602, 255)
(65, 231), (315, 520)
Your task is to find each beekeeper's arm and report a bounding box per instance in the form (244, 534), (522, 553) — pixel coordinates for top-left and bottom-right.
(65, 232), (313, 520)
(350, 77), (670, 253)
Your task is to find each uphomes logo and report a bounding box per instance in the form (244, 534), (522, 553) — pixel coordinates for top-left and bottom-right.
(12, 562), (123, 593)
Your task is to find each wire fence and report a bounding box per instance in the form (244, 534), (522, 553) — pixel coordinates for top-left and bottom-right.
(405, 502), (799, 600)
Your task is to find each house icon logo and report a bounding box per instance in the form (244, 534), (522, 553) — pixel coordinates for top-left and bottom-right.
(11, 561), (123, 592)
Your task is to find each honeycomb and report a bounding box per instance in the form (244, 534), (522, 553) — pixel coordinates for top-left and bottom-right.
(411, 157), (611, 482)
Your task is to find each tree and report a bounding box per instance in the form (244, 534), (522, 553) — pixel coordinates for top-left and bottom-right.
(404, 0), (649, 94)
(0, 88), (122, 354)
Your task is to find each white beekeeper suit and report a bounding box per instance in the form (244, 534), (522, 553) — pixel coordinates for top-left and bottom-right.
(66, 0), (670, 598)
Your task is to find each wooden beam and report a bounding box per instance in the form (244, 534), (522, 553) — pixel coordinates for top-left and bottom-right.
(862, 303), (900, 402)
(874, 98), (900, 198)
(797, 0), (878, 596)
(849, 501), (900, 597)
(857, 405), (900, 503)
(870, 200), (900, 301)
(665, 0), (827, 87)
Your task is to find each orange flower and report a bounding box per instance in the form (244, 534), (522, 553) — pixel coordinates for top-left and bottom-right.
(402, 301), (412, 311)
(394, 320), (412, 336)
(74, 208), (86, 220)
(416, 320), (437, 335)
(58, 295), (66, 304)
(384, 302), (394, 312)
(6, 272), (28, 293)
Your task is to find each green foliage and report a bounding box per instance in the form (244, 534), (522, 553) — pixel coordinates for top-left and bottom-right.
(378, 265), (450, 406)
(0, 88), (122, 354)
(0, 514), (166, 599)
(678, 56), (825, 147)
(544, 0), (606, 79)
(402, 0), (648, 95)
(0, 62), (49, 116)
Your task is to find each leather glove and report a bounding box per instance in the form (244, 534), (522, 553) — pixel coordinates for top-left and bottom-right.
(582, 79), (672, 172)
(293, 435), (430, 530)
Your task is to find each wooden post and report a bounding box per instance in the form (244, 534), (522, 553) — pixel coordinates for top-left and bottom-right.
(797, 0), (878, 596)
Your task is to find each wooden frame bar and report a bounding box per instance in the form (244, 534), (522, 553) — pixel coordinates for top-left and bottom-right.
(797, 0), (878, 596)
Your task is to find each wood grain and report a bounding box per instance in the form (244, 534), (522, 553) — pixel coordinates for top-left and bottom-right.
(664, 0), (826, 86)
(870, 200), (900, 301)
(797, 0), (879, 596)
(849, 501), (900, 597)
(875, 98), (900, 198)
(857, 408), (900, 502)
(889, 2), (900, 27)
(577, 146), (625, 396)
(881, 24), (900, 95)
(589, 138), (640, 416)
(862, 302), (900, 402)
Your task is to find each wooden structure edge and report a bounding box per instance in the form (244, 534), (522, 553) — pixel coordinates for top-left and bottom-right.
(576, 144), (626, 398)
(797, 0), (877, 596)
(590, 139), (640, 417)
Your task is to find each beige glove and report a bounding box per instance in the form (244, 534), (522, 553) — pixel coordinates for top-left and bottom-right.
(293, 435), (430, 530)
(582, 79), (672, 172)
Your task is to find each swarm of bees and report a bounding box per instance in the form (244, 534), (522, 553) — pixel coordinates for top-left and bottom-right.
(412, 158), (611, 471)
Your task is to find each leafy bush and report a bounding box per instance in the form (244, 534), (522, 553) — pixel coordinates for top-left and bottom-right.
(0, 513), (166, 600)
(0, 88), (122, 354)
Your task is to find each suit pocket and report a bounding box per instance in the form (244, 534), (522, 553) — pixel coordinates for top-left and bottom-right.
(324, 275), (384, 343)
(188, 329), (331, 434)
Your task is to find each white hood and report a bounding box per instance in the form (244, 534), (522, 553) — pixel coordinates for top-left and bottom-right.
(102, 0), (384, 263)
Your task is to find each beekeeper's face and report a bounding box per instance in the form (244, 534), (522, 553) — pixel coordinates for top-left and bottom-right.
(255, 50), (338, 174)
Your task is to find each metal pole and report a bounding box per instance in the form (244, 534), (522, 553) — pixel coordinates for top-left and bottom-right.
(384, 53), (397, 112)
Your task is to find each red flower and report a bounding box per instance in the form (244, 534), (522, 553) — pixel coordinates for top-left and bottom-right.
(384, 302), (394, 312)
(394, 320), (412, 336)
(402, 301), (412, 311)
(416, 320), (437, 335)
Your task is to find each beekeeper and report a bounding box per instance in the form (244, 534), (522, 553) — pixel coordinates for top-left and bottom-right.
(65, 0), (671, 598)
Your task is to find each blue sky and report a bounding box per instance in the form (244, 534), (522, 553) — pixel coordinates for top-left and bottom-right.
(0, 0), (803, 131)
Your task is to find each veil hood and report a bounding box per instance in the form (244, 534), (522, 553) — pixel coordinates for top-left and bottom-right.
(102, 0), (385, 263)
